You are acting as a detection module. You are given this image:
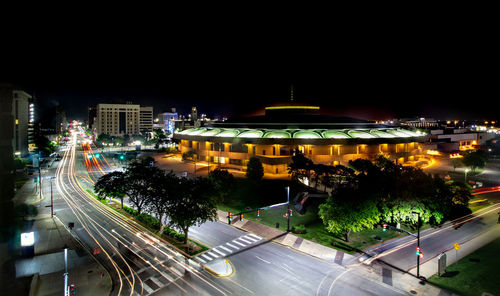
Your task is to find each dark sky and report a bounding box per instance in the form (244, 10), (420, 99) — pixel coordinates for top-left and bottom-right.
(3, 12), (497, 122)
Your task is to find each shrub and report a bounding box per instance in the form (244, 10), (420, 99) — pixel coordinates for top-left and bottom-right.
(292, 224), (307, 234)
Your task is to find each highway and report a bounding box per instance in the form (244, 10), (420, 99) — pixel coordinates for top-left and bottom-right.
(49, 132), (410, 295)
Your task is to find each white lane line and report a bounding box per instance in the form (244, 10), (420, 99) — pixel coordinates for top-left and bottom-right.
(243, 235), (259, 242)
(201, 254), (213, 261)
(212, 248), (226, 256)
(255, 256), (271, 264)
(237, 237), (253, 244)
(247, 233), (262, 240)
(233, 240), (247, 247)
(208, 251), (220, 258)
(219, 245), (232, 253)
(150, 276), (163, 288)
(226, 242), (240, 250)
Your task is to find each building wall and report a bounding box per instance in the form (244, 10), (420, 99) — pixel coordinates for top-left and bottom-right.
(179, 140), (423, 174)
(12, 90), (31, 156)
(140, 106), (153, 133)
(96, 103), (140, 136)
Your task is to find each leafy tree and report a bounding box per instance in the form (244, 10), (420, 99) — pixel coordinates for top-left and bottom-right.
(124, 161), (162, 214)
(146, 170), (178, 233)
(461, 150), (487, 172)
(167, 177), (217, 245)
(94, 171), (127, 208)
(208, 168), (234, 203)
(287, 149), (313, 181)
(319, 191), (380, 242)
(246, 157), (264, 181)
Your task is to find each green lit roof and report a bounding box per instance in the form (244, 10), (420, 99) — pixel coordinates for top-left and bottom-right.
(322, 130), (350, 139)
(175, 127), (425, 140)
(293, 130), (322, 139)
(263, 130), (292, 139)
(238, 130), (264, 138)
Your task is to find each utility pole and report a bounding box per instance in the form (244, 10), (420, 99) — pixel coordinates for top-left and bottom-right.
(63, 247), (68, 296)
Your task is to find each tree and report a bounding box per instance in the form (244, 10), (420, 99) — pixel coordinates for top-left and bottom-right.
(167, 177), (217, 245)
(288, 149), (313, 181)
(246, 157), (264, 181)
(461, 150), (487, 172)
(146, 170), (178, 233)
(124, 160), (162, 215)
(208, 168), (234, 203)
(94, 171), (127, 208)
(318, 191), (380, 242)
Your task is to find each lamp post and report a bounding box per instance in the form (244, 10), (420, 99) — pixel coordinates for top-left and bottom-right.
(286, 186), (290, 232)
(465, 168), (470, 183)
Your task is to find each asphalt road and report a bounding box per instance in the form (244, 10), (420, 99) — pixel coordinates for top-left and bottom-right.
(49, 134), (409, 295)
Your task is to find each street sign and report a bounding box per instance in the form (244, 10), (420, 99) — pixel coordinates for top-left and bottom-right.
(453, 243), (460, 250)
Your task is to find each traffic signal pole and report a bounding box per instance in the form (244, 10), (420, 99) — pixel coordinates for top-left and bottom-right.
(286, 186), (290, 232)
(415, 212), (421, 279)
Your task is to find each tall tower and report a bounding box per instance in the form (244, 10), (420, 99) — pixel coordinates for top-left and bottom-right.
(191, 107), (198, 121)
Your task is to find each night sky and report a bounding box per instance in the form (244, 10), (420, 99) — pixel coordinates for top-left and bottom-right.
(3, 14), (497, 122)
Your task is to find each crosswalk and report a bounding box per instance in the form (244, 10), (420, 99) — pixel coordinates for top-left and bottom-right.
(195, 233), (262, 264)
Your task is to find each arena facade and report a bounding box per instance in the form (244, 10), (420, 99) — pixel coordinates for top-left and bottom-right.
(173, 105), (428, 174)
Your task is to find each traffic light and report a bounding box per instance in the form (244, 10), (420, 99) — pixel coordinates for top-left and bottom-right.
(416, 246), (421, 256)
(289, 209), (293, 217)
(419, 251), (424, 259)
(119, 155), (125, 160)
(70, 284), (76, 295)
(239, 213), (244, 221)
(87, 154), (92, 159)
(257, 209), (260, 217)
(382, 223), (387, 232)
(228, 212), (232, 225)
(95, 153), (100, 158)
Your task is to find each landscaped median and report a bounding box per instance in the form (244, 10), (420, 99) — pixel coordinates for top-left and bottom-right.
(85, 189), (209, 257)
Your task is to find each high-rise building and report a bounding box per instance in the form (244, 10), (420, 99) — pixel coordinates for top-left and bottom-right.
(95, 103), (140, 136)
(158, 109), (178, 134)
(140, 106), (154, 133)
(88, 106), (97, 130)
(12, 90), (32, 156)
(191, 107), (198, 121)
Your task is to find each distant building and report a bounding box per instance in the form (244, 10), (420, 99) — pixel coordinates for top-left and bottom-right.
(12, 90), (32, 156)
(390, 118), (439, 129)
(158, 109), (178, 134)
(191, 107), (198, 121)
(95, 103), (140, 136)
(140, 106), (154, 133)
(88, 106), (97, 130)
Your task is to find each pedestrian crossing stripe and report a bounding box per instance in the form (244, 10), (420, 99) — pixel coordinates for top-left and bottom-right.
(195, 234), (263, 264)
(237, 237), (253, 244)
(212, 248), (226, 256)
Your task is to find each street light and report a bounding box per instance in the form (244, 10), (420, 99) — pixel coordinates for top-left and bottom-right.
(465, 168), (470, 183)
(412, 211), (422, 279)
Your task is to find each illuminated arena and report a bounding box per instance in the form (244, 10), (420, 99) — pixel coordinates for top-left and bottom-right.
(174, 105), (427, 174)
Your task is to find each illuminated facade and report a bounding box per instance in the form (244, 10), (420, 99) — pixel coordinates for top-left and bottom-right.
(174, 105), (427, 174)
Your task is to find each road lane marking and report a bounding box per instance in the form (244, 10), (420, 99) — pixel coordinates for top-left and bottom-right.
(226, 242), (240, 250)
(247, 233), (262, 240)
(255, 256), (271, 264)
(212, 248), (226, 256)
(243, 235), (259, 242)
(219, 245), (232, 253)
(233, 240), (247, 247)
(201, 254), (213, 261)
(207, 251), (219, 258)
(237, 237), (253, 244)
(196, 257), (207, 264)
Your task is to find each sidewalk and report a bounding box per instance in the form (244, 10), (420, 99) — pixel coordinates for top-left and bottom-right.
(13, 170), (112, 296)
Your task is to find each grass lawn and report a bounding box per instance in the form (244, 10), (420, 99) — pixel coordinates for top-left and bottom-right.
(218, 178), (413, 254)
(428, 237), (500, 296)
